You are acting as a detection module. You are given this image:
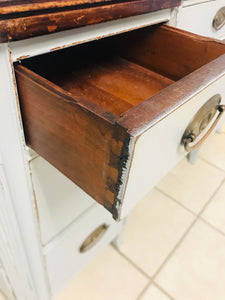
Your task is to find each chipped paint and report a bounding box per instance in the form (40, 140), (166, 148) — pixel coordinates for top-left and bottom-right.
(112, 133), (135, 220)
(17, 55), (30, 60)
(47, 25), (58, 32)
(8, 48), (24, 130)
(50, 46), (65, 52)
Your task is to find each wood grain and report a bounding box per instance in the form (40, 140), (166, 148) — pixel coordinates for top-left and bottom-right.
(52, 56), (174, 116)
(113, 25), (225, 80)
(0, 0), (181, 42)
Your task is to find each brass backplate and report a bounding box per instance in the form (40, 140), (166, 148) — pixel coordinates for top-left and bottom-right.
(80, 224), (108, 253)
(213, 7), (225, 31)
(182, 94), (221, 144)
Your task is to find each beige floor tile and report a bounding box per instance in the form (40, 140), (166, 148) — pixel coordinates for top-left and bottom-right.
(140, 284), (171, 300)
(119, 189), (194, 277)
(202, 180), (225, 233)
(199, 133), (225, 171)
(55, 245), (148, 300)
(157, 158), (224, 213)
(156, 220), (225, 300)
(0, 292), (6, 300)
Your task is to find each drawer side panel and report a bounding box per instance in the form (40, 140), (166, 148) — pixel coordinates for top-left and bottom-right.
(15, 67), (124, 213)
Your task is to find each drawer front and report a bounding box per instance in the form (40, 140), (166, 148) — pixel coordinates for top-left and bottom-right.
(120, 75), (225, 218)
(30, 156), (94, 245)
(177, 0), (225, 40)
(44, 204), (122, 295)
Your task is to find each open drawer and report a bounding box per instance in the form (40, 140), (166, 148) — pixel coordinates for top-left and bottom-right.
(15, 25), (225, 220)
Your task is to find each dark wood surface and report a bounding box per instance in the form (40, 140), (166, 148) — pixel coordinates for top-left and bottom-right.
(0, 0), (181, 42)
(0, 0), (118, 13)
(15, 25), (225, 218)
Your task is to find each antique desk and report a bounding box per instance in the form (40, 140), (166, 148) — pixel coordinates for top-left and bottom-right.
(0, 1), (225, 299)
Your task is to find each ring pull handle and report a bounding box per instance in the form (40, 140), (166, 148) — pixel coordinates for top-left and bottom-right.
(183, 104), (225, 152)
(213, 7), (225, 31)
(80, 224), (109, 253)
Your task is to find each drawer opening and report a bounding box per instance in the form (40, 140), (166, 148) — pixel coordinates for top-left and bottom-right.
(16, 24), (225, 119)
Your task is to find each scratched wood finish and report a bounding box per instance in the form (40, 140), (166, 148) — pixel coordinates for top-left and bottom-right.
(0, 0), (123, 13)
(0, 0), (181, 42)
(15, 25), (225, 219)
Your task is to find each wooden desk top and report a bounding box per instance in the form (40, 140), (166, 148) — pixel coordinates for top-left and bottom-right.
(0, 0), (181, 42)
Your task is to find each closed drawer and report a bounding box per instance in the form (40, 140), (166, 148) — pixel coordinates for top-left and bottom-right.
(30, 156), (94, 245)
(15, 25), (225, 220)
(177, 0), (225, 40)
(44, 204), (122, 295)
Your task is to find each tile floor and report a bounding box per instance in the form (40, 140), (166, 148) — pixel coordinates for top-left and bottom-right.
(56, 131), (225, 300)
(0, 292), (6, 300)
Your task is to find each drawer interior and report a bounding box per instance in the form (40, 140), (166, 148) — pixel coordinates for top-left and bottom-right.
(17, 24), (225, 118)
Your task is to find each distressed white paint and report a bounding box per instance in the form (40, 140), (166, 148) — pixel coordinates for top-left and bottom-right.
(177, 0), (225, 40)
(0, 44), (50, 300)
(120, 75), (225, 219)
(0, 166), (33, 300)
(9, 9), (171, 61)
(30, 156), (94, 245)
(44, 204), (123, 296)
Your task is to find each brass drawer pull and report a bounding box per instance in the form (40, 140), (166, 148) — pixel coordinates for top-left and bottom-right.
(80, 224), (109, 253)
(182, 95), (225, 152)
(213, 7), (225, 31)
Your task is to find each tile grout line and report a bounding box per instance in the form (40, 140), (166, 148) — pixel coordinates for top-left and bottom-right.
(199, 216), (225, 238)
(111, 244), (152, 280)
(199, 157), (225, 174)
(136, 281), (153, 300)
(153, 282), (176, 300)
(198, 177), (225, 217)
(136, 280), (176, 300)
(150, 177), (225, 282)
(155, 186), (197, 216)
(156, 174), (225, 219)
(151, 214), (199, 281)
